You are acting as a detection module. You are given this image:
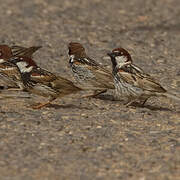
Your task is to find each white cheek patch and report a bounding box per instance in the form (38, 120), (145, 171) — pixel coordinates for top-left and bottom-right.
(69, 55), (75, 63)
(115, 56), (127, 64)
(0, 59), (5, 63)
(16, 61), (33, 73)
(115, 56), (128, 68)
(84, 58), (89, 63)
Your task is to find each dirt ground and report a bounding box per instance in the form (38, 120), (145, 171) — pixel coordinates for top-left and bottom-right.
(0, 0), (180, 179)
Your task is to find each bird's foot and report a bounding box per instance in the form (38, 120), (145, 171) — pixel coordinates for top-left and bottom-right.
(31, 102), (51, 109)
(82, 90), (107, 98)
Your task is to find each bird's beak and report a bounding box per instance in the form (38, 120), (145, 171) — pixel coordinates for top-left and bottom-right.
(107, 52), (117, 67)
(107, 52), (115, 58)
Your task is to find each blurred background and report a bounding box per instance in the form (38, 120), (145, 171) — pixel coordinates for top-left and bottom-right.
(0, 0), (179, 179)
(1, 0), (180, 82)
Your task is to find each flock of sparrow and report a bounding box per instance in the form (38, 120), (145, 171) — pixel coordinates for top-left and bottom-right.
(0, 42), (179, 109)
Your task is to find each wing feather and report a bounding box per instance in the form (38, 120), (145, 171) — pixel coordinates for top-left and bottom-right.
(11, 46), (42, 58)
(118, 67), (166, 93)
(80, 57), (114, 89)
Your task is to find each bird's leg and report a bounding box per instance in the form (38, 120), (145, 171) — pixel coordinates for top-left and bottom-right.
(126, 97), (149, 107)
(124, 97), (137, 107)
(140, 98), (149, 106)
(7, 88), (22, 91)
(82, 89), (107, 98)
(125, 100), (135, 107)
(32, 97), (56, 109)
(93, 89), (107, 97)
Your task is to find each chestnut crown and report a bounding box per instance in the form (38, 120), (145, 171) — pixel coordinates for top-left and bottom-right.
(68, 42), (86, 58)
(0, 45), (13, 60)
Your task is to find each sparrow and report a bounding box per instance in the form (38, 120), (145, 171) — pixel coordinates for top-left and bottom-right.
(0, 45), (41, 89)
(10, 56), (82, 109)
(107, 47), (180, 106)
(68, 42), (114, 97)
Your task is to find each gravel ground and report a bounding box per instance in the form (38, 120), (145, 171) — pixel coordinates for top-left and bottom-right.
(0, 0), (180, 179)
